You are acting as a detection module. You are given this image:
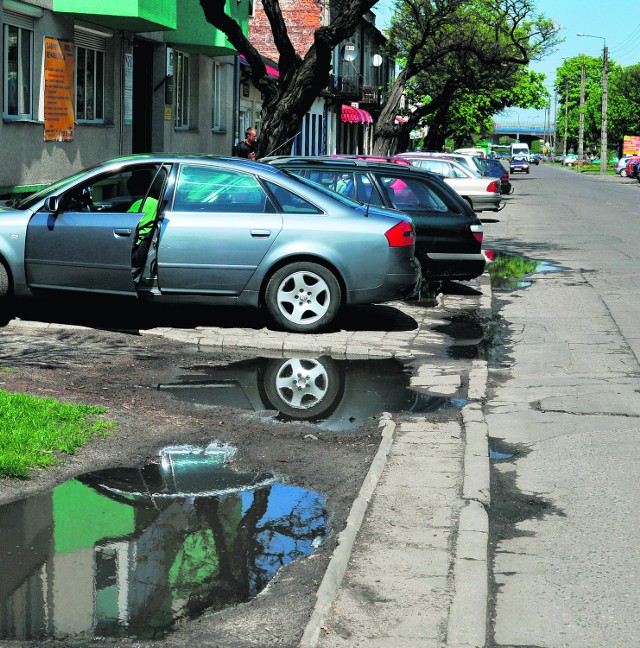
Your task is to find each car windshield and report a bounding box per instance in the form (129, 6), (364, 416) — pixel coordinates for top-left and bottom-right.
(11, 165), (102, 210)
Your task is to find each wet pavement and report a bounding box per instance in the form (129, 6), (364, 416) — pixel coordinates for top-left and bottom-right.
(1, 273), (496, 646)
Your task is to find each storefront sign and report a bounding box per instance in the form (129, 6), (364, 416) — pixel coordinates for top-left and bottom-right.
(43, 38), (75, 142)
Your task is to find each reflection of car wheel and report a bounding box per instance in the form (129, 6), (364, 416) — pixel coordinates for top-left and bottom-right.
(265, 262), (341, 333)
(263, 357), (342, 420)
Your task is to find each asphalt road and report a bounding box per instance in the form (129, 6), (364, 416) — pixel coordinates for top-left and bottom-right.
(484, 165), (640, 647)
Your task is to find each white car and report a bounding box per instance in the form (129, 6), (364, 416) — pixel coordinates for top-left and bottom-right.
(564, 154), (578, 167)
(396, 154), (503, 212)
(614, 157), (633, 176)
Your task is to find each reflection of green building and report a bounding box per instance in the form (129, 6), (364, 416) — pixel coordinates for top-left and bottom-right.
(0, 452), (327, 641)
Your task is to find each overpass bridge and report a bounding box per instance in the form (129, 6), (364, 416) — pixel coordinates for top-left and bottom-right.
(490, 122), (555, 145)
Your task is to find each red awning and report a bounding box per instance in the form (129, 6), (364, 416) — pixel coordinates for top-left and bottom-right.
(341, 105), (373, 124)
(239, 55), (279, 78)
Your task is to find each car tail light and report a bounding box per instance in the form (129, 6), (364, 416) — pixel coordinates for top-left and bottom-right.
(470, 223), (483, 243)
(486, 180), (500, 193)
(502, 172), (509, 181)
(385, 220), (414, 247)
(484, 249), (495, 261)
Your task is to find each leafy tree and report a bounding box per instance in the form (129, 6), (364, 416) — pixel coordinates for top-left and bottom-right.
(604, 64), (640, 153)
(373, 0), (560, 154)
(200, 0), (378, 158)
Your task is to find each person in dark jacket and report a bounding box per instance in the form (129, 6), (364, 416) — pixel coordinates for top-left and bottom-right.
(233, 127), (258, 160)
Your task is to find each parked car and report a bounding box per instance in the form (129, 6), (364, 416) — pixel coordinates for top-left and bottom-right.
(264, 156), (486, 286)
(563, 154), (578, 167)
(391, 153), (503, 212)
(530, 153), (543, 165)
(0, 155), (421, 333)
(476, 157), (513, 195)
(615, 156), (633, 176)
(396, 151), (483, 174)
(510, 155), (530, 174)
(626, 156), (640, 178)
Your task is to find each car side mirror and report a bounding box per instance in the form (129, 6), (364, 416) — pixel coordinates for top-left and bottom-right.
(44, 196), (61, 213)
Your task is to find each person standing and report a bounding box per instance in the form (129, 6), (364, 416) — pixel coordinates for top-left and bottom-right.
(233, 127), (258, 160)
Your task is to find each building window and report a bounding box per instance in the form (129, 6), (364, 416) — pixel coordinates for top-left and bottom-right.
(175, 50), (190, 129)
(212, 61), (226, 131)
(74, 27), (108, 123)
(2, 15), (34, 119)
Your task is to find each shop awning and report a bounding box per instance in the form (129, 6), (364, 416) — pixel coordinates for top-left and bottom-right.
(239, 55), (279, 78)
(395, 116), (408, 123)
(341, 105), (373, 124)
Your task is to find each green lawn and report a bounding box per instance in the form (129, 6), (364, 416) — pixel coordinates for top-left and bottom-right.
(0, 390), (116, 478)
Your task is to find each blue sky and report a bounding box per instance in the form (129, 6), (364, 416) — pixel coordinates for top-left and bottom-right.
(371, 0), (640, 125)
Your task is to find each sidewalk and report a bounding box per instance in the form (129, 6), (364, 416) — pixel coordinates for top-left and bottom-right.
(297, 280), (492, 648)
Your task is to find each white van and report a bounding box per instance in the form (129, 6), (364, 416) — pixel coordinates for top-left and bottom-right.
(511, 142), (530, 160)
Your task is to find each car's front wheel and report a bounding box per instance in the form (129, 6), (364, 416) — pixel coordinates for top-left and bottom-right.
(0, 262), (13, 326)
(265, 262), (341, 333)
(621, 169), (628, 177)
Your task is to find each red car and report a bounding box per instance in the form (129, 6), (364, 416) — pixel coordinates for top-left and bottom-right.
(625, 156), (640, 178)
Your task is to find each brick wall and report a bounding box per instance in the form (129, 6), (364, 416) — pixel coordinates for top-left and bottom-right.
(250, 0), (323, 60)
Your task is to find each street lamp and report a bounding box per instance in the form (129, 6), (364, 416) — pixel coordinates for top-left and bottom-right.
(577, 32), (608, 174)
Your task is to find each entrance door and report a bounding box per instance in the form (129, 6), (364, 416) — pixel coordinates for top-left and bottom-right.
(132, 40), (154, 153)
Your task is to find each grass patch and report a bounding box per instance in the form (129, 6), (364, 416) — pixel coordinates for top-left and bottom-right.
(0, 390), (116, 479)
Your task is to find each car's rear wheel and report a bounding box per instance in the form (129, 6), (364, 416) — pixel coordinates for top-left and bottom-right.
(0, 264), (8, 299)
(265, 262), (341, 333)
(621, 169), (628, 177)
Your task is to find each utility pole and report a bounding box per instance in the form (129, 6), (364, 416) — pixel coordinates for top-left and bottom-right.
(563, 80), (569, 158)
(577, 33), (609, 173)
(578, 62), (585, 170)
(601, 44), (608, 174)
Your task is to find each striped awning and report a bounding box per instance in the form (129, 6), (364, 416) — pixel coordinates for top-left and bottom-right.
(341, 104), (373, 124)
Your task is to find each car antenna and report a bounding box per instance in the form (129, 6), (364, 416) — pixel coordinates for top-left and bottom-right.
(262, 131), (301, 159)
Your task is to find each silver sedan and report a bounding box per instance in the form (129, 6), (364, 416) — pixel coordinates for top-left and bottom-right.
(396, 153), (504, 212)
(0, 155), (421, 333)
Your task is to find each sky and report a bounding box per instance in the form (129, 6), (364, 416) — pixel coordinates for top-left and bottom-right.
(371, 0), (640, 126)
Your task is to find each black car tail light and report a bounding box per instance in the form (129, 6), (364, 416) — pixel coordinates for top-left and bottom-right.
(470, 223), (484, 243)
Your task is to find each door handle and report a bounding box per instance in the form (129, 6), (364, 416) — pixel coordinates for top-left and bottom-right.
(114, 228), (133, 237)
(250, 229), (271, 238)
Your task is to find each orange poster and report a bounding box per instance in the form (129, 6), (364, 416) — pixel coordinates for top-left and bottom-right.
(43, 38), (75, 142)
(623, 135), (640, 156)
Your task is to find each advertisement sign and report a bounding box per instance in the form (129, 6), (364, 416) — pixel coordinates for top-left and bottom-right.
(623, 135), (640, 156)
(43, 38), (75, 142)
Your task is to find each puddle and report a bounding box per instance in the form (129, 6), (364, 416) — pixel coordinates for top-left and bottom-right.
(434, 312), (508, 366)
(0, 445), (328, 641)
(485, 250), (563, 293)
(158, 357), (463, 431)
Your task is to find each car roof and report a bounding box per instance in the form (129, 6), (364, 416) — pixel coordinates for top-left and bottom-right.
(264, 155), (442, 176)
(97, 153), (286, 177)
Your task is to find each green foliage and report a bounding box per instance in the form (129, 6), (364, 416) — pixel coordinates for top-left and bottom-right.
(0, 390), (116, 478)
(385, 0), (560, 148)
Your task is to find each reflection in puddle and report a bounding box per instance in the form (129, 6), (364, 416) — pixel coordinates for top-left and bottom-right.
(490, 448), (515, 460)
(159, 357), (463, 431)
(434, 312), (508, 366)
(0, 445), (328, 641)
(485, 250), (563, 293)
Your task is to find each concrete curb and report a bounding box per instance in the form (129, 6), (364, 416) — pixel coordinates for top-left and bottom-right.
(298, 413), (397, 648)
(446, 370), (490, 647)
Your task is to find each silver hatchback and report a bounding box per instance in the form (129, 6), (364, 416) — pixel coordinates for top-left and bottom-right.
(0, 155), (421, 333)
